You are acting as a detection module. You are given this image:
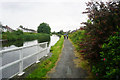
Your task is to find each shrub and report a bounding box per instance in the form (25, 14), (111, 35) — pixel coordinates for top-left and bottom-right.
(69, 1), (120, 79)
(14, 29), (23, 35)
(80, 1), (120, 60)
(92, 32), (120, 78)
(69, 30), (87, 51)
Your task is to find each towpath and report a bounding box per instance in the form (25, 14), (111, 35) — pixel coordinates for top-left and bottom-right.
(47, 39), (88, 78)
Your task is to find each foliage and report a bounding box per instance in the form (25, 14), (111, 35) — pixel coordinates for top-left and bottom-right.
(58, 30), (64, 35)
(13, 29), (23, 35)
(2, 40), (24, 47)
(69, 1), (120, 79)
(92, 32), (120, 79)
(27, 36), (64, 78)
(80, 1), (120, 60)
(52, 30), (65, 37)
(37, 22), (51, 34)
(69, 30), (87, 51)
(2, 31), (50, 42)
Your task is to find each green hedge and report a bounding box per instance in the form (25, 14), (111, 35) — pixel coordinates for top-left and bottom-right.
(2, 31), (50, 42)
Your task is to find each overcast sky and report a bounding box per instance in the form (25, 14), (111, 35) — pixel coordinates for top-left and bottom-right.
(0, 0), (110, 32)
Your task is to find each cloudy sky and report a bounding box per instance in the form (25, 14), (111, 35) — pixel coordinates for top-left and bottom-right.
(0, 0), (109, 32)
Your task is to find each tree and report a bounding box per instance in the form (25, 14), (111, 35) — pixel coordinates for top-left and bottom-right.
(57, 30), (65, 35)
(19, 25), (23, 28)
(37, 22), (51, 34)
(14, 29), (23, 35)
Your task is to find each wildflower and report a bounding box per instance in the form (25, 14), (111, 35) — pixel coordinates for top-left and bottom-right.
(113, 32), (116, 34)
(103, 58), (106, 61)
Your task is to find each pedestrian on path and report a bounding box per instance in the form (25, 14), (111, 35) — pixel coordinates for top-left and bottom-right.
(64, 34), (66, 39)
(64, 35), (66, 39)
(67, 35), (68, 39)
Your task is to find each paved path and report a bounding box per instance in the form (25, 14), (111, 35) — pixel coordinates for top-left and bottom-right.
(48, 39), (88, 78)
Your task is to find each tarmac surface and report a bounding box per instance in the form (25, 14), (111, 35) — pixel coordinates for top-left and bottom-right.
(48, 39), (88, 78)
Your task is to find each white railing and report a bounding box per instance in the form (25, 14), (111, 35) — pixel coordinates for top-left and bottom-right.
(0, 42), (49, 79)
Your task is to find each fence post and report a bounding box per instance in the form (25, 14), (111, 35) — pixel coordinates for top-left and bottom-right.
(36, 44), (40, 63)
(18, 48), (25, 76)
(45, 42), (48, 57)
(47, 46), (50, 54)
(0, 52), (2, 79)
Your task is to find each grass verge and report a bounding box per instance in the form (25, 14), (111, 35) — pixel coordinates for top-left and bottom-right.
(69, 38), (94, 78)
(26, 35), (64, 78)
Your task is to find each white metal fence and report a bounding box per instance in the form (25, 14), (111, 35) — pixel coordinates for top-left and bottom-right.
(0, 42), (49, 79)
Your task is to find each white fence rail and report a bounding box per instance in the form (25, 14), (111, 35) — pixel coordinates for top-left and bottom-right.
(0, 42), (49, 79)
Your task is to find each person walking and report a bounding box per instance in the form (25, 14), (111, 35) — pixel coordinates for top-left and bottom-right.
(67, 35), (68, 39)
(64, 35), (66, 39)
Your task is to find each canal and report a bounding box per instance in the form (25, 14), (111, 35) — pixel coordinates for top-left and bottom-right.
(0, 35), (59, 50)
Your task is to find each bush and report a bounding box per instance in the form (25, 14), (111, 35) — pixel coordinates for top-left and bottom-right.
(69, 30), (87, 51)
(14, 29), (23, 35)
(92, 32), (120, 78)
(69, 1), (120, 79)
(80, 1), (120, 60)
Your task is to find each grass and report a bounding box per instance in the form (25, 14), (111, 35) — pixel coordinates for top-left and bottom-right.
(26, 35), (64, 78)
(69, 38), (89, 70)
(69, 38), (94, 78)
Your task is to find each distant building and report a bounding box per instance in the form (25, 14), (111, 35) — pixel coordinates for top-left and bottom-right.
(18, 26), (37, 33)
(0, 22), (2, 33)
(0, 26), (2, 33)
(71, 30), (77, 33)
(1, 25), (14, 32)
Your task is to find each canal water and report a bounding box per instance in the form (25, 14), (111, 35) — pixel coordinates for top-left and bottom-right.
(0, 35), (59, 78)
(0, 35), (59, 50)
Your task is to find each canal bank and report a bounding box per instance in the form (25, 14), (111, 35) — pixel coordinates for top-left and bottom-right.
(26, 35), (64, 78)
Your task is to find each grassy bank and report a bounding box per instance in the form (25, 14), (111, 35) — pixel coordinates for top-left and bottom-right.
(69, 38), (89, 70)
(69, 31), (93, 78)
(2, 31), (50, 42)
(26, 35), (64, 78)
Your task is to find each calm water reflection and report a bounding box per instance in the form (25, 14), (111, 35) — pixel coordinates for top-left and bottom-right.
(0, 35), (59, 50)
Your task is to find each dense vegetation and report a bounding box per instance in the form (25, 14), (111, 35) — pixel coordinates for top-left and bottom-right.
(27, 36), (64, 78)
(52, 30), (65, 37)
(92, 32), (120, 78)
(37, 22), (51, 34)
(2, 30), (50, 42)
(69, 1), (120, 79)
(69, 30), (87, 51)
